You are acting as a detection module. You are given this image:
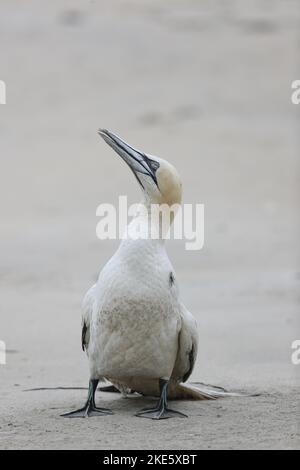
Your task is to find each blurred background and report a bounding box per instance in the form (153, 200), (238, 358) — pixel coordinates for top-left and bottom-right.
(0, 0), (299, 443)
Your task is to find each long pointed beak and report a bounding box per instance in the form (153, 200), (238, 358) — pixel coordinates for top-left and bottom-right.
(98, 129), (159, 189)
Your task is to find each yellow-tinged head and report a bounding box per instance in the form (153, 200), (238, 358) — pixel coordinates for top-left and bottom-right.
(98, 129), (182, 207)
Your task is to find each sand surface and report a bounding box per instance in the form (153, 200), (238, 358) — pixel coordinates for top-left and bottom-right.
(0, 0), (299, 449)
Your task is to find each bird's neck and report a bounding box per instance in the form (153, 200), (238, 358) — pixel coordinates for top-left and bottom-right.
(122, 199), (178, 244)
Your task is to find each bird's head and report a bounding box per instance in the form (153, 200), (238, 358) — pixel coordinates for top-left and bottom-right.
(98, 129), (182, 207)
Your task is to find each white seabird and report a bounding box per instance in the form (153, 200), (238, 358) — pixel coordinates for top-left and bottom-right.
(62, 129), (220, 420)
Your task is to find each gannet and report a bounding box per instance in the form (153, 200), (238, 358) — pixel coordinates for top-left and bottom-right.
(62, 129), (218, 420)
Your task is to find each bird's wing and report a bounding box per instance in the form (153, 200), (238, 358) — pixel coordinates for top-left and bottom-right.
(169, 304), (244, 400)
(171, 303), (199, 383)
(81, 284), (96, 352)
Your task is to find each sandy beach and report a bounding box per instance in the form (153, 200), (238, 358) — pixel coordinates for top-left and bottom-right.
(0, 0), (299, 449)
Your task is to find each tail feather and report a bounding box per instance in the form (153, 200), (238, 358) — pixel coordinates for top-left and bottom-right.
(168, 382), (243, 400)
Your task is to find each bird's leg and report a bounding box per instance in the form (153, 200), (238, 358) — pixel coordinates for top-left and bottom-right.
(136, 379), (187, 419)
(61, 379), (113, 418)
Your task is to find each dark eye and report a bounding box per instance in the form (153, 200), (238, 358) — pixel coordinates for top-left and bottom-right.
(149, 159), (160, 173)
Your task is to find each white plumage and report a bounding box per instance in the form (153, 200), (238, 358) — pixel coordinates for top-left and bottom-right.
(84, 230), (197, 396)
(63, 129), (219, 420)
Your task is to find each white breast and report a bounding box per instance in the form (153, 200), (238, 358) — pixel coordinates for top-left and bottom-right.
(88, 237), (182, 381)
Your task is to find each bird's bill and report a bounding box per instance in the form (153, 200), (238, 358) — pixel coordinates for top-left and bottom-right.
(98, 129), (158, 189)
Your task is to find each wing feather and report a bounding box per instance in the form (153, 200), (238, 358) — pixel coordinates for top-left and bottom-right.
(171, 304), (198, 383)
(81, 284), (96, 354)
